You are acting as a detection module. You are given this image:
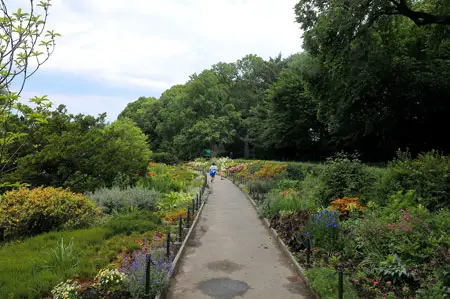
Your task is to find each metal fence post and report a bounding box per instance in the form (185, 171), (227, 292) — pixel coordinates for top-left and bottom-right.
(145, 254), (151, 298)
(166, 231), (171, 260)
(186, 207), (190, 228)
(178, 216), (182, 242)
(338, 270), (343, 299)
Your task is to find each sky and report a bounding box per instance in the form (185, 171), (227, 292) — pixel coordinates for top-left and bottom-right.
(16, 0), (303, 121)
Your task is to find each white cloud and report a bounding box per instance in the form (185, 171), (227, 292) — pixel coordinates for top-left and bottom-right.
(36, 0), (302, 91)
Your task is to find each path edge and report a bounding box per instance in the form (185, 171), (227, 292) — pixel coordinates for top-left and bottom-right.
(156, 190), (208, 299)
(231, 179), (321, 299)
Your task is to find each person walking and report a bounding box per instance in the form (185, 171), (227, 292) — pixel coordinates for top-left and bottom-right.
(209, 162), (218, 183)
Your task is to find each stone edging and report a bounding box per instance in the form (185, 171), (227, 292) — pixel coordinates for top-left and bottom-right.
(155, 191), (208, 299)
(232, 180), (321, 299)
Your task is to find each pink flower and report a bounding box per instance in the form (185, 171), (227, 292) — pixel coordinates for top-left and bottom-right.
(373, 281), (379, 286)
(386, 281), (392, 286)
(353, 279), (359, 283)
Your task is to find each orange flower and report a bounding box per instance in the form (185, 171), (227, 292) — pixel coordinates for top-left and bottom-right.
(330, 197), (365, 216)
(147, 171), (157, 177)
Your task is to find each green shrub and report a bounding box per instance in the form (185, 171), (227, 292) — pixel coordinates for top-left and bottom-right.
(103, 211), (162, 235)
(87, 186), (161, 214)
(259, 189), (315, 219)
(276, 179), (301, 190)
(285, 163), (305, 180)
(377, 150), (450, 210)
(298, 173), (326, 207)
(0, 227), (114, 298)
(150, 152), (179, 165)
(306, 267), (357, 299)
(318, 152), (376, 206)
(0, 187), (99, 239)
(249, 179), (275, 194)
(247, 161), (264, 174)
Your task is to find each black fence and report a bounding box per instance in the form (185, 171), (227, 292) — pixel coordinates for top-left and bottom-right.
(144, 171), (208, 299)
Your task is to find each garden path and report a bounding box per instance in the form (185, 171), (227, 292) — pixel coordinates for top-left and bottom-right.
(166, 176), (312, 299)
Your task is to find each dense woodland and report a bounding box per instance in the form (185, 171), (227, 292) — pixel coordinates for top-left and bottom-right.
(119, 0), (450, 162)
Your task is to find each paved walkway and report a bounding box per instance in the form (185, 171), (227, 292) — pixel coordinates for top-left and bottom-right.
(166, 177), (312, 299)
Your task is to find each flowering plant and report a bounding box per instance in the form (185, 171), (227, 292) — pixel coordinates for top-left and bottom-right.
(120, 248), (172, 298)
(308, 209), (340, 253)
(51, 280), (80, 299)
(94, 268), (128, 291)
(330, 197), (365, 216)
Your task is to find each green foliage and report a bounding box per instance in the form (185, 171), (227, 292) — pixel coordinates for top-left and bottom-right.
(0, 227), (113, 298)
(377, 150), (450, 210)
(276, 179), (301, 190)
(86, 186), (161, 214)
(156, 191), (193, 211)
(318, 153), (376, 205)
(3, 112), (150, 193)
(259, 188), (315, 219)
(103, 211), (162, 235)
(150, 152), (179, 165)
(46, 237), (78, 280)
(0, 187), (99, 240)
(305, 267), (357, 299)
(248, 178), (274, 194)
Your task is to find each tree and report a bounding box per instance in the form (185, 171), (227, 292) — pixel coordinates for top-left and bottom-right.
(295, 0), (450, 160)
(3, 107), (150, 192)
(0, 0), (59, 178)
(295, 0), (450, 36)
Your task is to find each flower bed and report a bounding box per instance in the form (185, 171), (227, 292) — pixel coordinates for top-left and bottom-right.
(0, 162), (208, 299)
(227, 153), (450, 299)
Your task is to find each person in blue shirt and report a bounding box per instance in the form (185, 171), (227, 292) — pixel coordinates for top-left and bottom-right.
(209, 162), (218, 183)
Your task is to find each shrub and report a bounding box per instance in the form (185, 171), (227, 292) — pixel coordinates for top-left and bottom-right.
(330, 197), (365, 217)
(377, 150), (450, 210)
(276, 179), (301, 190)
(249, 179), (275, 194)
(318, 152), (376, 206)
(150, 152), (179, 165)
(103, 211), (162, 235)
(254, 162), (287, 179)
(285, 163), (305, 180)
(0, 187), (99, 239)
(87, 187), (161, 214)
(259, 188), (315, 219)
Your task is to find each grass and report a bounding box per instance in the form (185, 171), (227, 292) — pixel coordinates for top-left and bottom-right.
(0, 212), (165, 299)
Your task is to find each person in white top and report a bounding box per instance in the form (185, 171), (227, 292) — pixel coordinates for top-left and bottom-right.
(209, 163), (218, 183)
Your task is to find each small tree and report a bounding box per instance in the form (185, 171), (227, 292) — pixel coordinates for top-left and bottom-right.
(0, 0), (59, 178)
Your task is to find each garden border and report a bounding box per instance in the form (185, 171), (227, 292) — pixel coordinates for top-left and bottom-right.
(155, 189), (208, 299)
(231, 179), (321, 299)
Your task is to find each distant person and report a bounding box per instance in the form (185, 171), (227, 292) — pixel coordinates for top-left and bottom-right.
(209, 162), (218, 183)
